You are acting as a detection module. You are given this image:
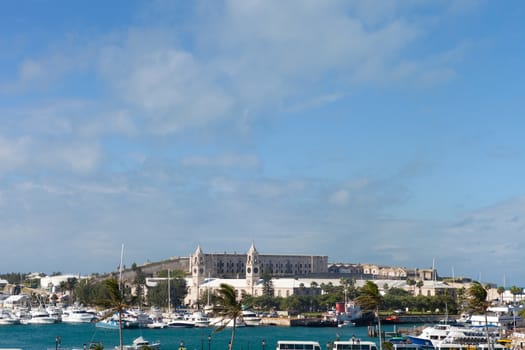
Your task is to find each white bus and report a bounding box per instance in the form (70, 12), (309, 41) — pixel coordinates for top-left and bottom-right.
(332, 340), (378, 350)
(277, 341), (323, 350)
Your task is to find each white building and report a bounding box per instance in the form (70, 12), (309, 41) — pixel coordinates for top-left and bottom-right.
(39, 274), (84, 293)
(186, 242), (328, 306)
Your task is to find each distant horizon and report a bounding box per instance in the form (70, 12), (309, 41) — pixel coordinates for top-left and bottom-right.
(3, 255), (522, 289)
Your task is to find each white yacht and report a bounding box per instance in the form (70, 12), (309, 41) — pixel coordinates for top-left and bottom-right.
(0, 309), (20, 325)
(187, 311), (211, 328)
(209, 316), (246, 328)
(20, 308), (58, 325)
(165, 314), (195, 328)
(146, 319), (167, 329)
(61, 306), (97, 323)
(242, 310), (261, 326)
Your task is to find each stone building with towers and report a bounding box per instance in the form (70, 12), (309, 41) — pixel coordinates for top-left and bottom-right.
(186, 242), (328, 306)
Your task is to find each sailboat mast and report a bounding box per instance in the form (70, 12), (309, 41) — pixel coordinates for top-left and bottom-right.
(119, 243), (124, 292)
(168, 269), (171, 315)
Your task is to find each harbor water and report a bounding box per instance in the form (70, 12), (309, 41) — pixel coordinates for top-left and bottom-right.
(0, 323), (403, 350)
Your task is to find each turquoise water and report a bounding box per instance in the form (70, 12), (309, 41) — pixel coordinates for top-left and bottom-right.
(0, 323), (402, 350)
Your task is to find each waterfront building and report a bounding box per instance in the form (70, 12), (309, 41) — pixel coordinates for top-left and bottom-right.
(186, 242), (328, 306)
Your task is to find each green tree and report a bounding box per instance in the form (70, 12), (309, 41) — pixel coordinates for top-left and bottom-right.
(280, 295), (301, 314)
(94, 278), (128, 350)
(416, 280), (424, 295)
(147, 277), (187, 310)
(249, 295), (280, 311)
(261, 272), (274, 297)
(132, 268), (147, 307)
(456, 287), (467, 312)
(213, 283), (244, 350)
(147, 281), (169, 308)
(510, 286), (522, 304)
(59, 277), (78, 300)
(356, 281), (384, 350)
(340, 278), (359, 300)
(467, 282), (491, 350)
(497, 286), (505, 303)
(406, 279), (416, 295)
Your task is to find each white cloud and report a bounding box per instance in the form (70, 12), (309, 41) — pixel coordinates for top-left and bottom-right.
(181, 154), (260, 169)
(0, 133), (101, 176)
(330, 189), (350, 205)
(98, 39), (234, 134)
(0, 1), (464, 140)
(19, 58), (45, 81)
(84, 0), (461, 134)
(0, 135), (30, 173)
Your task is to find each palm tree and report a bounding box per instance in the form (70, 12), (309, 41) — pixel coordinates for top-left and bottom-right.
(406, 278), (416, 295)
(510, 286), (522, 304)
(356, 281), (384, 350)
(467, 282), (491, 350)
(94, 278), (128, 350)
(213, 283), (243, 350)
(497, 286), (505, 303)
(416, 280), (424, 295)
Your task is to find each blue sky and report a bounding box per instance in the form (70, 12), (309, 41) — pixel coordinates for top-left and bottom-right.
(1, 0), (524, 287)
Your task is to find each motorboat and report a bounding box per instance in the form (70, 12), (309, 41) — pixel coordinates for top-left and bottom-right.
(116, 336), (160, 350)
(96, 318), (121, 329)
(0, 309), (20, 325)
(209, 316), (246, 328)
(241, 310), (261, 326)
(46, 305), (62, 321)
(20, 308), (58, 325)
(95, 314), (138, 329)
(337, 320), (356, 328)
(146, 319), (167, 329)
(96, 318), (138, 329)
(123, 309), (151, 328)
(186, 311), (210, 328)
(165, 314), (195, 328)
(61, 306), (97, 323)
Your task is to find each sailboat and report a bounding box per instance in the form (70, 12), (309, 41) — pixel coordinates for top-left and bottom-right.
(164, 270), (194, 328)
(96, 244), (135, 330)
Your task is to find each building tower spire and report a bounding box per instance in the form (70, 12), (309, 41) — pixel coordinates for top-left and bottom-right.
(246, 241), (260, 290)
(191, 243), (206, 306)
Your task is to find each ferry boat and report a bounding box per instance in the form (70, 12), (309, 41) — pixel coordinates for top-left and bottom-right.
(411, 323), (500, 347)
